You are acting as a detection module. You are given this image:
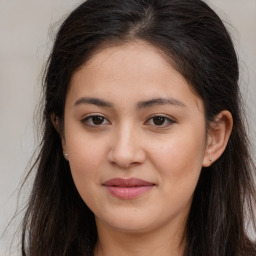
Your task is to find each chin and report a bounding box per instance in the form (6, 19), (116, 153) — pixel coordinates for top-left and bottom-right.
(96, 209), (167, 234)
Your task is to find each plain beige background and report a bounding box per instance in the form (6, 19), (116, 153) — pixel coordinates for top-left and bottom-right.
(0, 0), (255, 255)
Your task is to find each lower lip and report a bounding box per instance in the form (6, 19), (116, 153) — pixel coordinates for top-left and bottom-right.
(104, 185), (154, 199)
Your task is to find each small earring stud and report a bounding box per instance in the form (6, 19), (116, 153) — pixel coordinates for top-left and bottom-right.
(64, 153), (68, 159)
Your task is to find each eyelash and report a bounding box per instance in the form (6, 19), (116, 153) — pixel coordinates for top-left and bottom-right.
(82, 115), (111, 127)
(144, 115), (176, 128)
(81, 115), (176, 128)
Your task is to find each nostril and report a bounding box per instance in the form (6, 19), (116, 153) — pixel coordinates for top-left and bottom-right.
(107, 139), (146, 168)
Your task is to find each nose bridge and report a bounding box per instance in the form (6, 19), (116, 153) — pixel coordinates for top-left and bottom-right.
(108, 121), (145, 168)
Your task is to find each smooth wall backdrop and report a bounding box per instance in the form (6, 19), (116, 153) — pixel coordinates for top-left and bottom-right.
(0, 0), (255, 255)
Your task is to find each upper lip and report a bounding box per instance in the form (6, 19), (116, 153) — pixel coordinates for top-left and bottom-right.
(103, 178), (155, 187)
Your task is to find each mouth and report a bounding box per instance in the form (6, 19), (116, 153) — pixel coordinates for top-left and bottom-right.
(103, 178), (155, 199)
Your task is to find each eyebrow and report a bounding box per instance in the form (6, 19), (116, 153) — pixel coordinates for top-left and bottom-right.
(73, 97), (186, 109)
(137, 98), (186, 109)
(74, 97), (113, 108)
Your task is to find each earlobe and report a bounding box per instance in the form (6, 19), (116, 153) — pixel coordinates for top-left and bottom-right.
(203, 110), (233, 167)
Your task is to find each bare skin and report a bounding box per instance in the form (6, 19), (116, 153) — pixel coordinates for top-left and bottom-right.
(58, 40), (233, 256)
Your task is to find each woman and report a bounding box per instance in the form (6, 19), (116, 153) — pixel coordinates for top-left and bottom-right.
(21, 0), (256, 255)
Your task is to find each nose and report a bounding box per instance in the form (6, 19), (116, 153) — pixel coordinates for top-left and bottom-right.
(107, 124), (146, 169)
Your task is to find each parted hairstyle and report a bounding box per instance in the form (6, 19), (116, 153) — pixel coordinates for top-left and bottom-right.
(21, 0), (256, 255)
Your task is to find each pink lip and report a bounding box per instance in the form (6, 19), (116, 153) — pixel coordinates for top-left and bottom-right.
(103, 178), (155, 199)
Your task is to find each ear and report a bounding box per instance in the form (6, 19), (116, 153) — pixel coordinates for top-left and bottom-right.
(203, 110), (233, 167)
(51, 113), (68, 160)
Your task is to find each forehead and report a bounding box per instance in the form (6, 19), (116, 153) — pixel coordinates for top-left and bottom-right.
(68, 40), (204, 112)
(78, 40), (175, 79)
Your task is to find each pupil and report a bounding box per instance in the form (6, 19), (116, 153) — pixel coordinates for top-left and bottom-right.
(153, 116), (165, 125)
(92, 116), (104, 125)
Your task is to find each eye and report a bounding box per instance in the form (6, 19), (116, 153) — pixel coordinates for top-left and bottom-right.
(82, 115), (110, 126)
(145, 115), (175, 127)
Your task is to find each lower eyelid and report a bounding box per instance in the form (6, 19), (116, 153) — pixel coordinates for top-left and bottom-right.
(81, 114), (175, 127)
(146, 115), (176, 125)
(81, 115), (110, 126)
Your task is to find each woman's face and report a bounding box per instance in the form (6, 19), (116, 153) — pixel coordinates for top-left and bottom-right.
(63, 40), (210, 235)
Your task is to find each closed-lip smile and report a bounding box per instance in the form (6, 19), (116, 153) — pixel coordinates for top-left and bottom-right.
(103, 178), (155, 199)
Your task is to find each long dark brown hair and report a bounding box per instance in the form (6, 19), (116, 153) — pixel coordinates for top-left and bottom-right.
(21, 0), (256, 255)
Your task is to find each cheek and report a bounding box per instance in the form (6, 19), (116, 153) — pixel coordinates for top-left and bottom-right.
(150, 136), (204, 213)
(149, 132), (205, 186)
(66, 136), (107, 209)
(66, 134), (108, 186)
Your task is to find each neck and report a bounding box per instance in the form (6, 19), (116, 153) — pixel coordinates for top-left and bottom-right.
(94, 218), (186, 256)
